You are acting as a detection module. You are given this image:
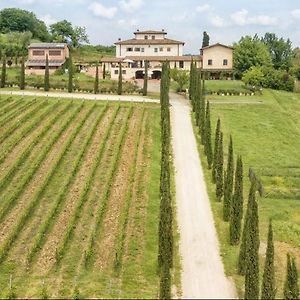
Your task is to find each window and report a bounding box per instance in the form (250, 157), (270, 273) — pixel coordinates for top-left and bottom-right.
(49, 50), (61, 56)
(154, 48), (158, 53)
(223, 59), (228, 66)
(126, 47), (133, 52)
(179, 61), (184, 68)
(32, 50), (45, 56)
(122, 70), (126, 74)
(114, 70), (118, 75)
(141, 48), (145, 52)
(208, 59), (213, 66)
(152, 35), (155, 40)
(159, 47), (163, 52)
(167, 47), (171, 52)
(134, 47), (141, 52)
(144, 35), (148, 40)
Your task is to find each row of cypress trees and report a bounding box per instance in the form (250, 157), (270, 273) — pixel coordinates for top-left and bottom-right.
(188, 61), (299, 299)
(158, 61), (173, 299)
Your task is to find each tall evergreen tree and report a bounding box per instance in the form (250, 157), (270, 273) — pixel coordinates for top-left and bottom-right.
(1, 55), (6, 88)
(212, 118), (221, 183)
(261, 220), (276, 300)
(20, 56), (25, 90)
(117, 63), (122, 95)
(229, 155), (244, 245)
(94, 63), (99, 94)
(159, 263), (171, 299)
(284, 254), (299, 300)
(103, 63), (106, 79)
(143, 60), (148, 96)
(204, 101), (213, 168)
(223, 135), (234, 221)
(194, 71), (202, 127)
(244, 182), (260, 299)
(199, 78), (206, 145)
(189, 60), (194, 101)
(216, 131), (224, 201)
(202, 31), (210, 48)
(44, 54), (50, 92)
(238, 181), (254, 275)
(68, 51), (73, 93)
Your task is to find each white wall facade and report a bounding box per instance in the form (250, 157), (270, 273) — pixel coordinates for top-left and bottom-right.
(116, 44), (183, 58)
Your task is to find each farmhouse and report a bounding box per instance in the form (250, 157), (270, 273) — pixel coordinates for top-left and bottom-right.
(25, 43), (69, 75)
(201, 43), (233, 79)
(101, 30), (201, 80)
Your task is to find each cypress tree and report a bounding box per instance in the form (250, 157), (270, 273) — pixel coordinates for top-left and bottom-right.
(223, 135), (234, 221)
(202, 31), (210, 48)
(68, 51), (73, 93)
(229, 155), (244, 245)
(94, 63), (99, 94)
(44, 54), (50, 92)
(159, 263), (171, 299)
(117, 63), (122, 95)
(215, 131), (224, 201)
(20, 56), (25, 90)
(194, 71), (202, 127)
(204, 101), (213, 168)
(244, 182), (260, 299)
(1, 55), (6, 88)
(103, 63), (106, 79)
(238, 181), (254, 275)
(143, 60), (148, 96)
(189, 60), (194, 101)
(212, 118), (221, 183)
(284, 254), (299, 300)
(261, 220), (276, 300)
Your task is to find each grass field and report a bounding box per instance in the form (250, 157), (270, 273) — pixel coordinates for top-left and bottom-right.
(193, 87), (300, 297)
(0, 95), (162, 298)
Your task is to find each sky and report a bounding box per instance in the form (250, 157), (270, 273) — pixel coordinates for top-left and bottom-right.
(1, 0), (300, 54)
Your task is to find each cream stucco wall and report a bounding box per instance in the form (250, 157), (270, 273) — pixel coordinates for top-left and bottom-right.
(116, 43), (183, 58)
(202, 45), (233, 70)
(28, 46), (69, 61)
(135, 33), (166, 40)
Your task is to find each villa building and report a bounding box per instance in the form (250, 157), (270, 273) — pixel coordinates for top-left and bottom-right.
(25, 43), (69, 75)
(101, 30), (201, 80)
(201, 43), (233, 79)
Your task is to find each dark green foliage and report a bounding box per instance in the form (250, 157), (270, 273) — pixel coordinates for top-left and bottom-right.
(159, 263), (171, 299)
(189, 60), (194, 101)
(204, 101), (213, 168)
(284, 254), (299, 300)
(102, 63), (106, 79)
(68, 51), (73, 93)
(244, 182), (260, 299)
(212, 118), (221, 183)
(143, 60), (148, 96)
(215, 132), (224, 201)
(158, 62), (173, 297)
(0, 8), (50, 41)
(261, 221), (276, 300)
(199, 78), (206, 145)
(117, 63), (122, 95)
(194, 71), (202, 126)
(1, 55), (6, 88)
(229, 156), (244, 245)
(44, 54), (50, 92)
(94, 64), (99, 94)
(20, 56), (25, 90)
(223, 135), (234, 221)
(202, 31), (210, 48)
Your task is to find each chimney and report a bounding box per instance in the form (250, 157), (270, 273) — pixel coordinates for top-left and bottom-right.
(118, 38), (121, 41)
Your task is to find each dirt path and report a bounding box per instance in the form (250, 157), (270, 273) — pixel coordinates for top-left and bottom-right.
(170, 92), (236, 299)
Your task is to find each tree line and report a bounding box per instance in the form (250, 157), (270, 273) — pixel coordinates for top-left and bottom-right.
(189, 62), (299, 299)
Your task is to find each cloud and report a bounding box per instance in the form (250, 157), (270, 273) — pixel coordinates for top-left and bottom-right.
(17, 0), (37, 4)
(291, 9), (300, 19)
(231, 9), (278, 26)
(210, 15), (226, 28)
(88, 2), (118, 19)
(118, 18), (138, 27)
(172, 12), (189, 22)
(196, 4), (210, 13)
(40, 14), (57, 26)
(119, 0), (143, 12)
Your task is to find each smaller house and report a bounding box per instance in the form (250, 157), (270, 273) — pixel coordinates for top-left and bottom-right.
(201, 43), (233, 79)
(26, 43), (69, 75)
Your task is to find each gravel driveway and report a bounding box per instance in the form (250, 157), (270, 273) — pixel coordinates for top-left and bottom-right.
(170, 92), (236, 299)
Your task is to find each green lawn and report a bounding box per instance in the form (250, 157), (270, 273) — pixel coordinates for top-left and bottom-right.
(193, 88), (300, 297)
